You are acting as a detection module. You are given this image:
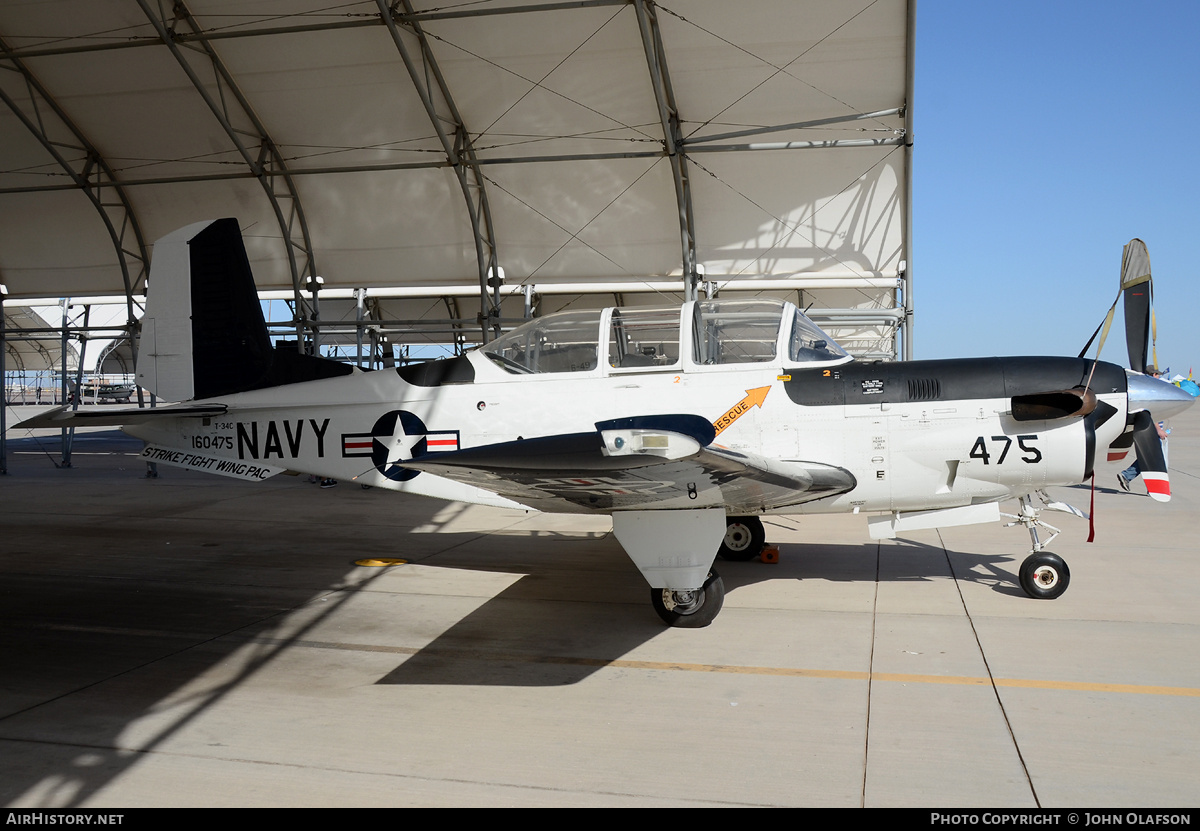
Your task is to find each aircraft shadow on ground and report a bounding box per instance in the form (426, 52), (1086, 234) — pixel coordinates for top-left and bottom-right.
(0, 432), (441, 807)
(377, 535), (1029, 687)
(0, 431), (1028, 805)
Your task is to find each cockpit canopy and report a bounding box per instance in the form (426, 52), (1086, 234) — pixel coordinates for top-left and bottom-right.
(481, 297), (850, 376)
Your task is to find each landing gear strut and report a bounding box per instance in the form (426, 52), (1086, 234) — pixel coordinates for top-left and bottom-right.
(1002, 492), (1074, 600)
(718, 515), (766, 561)
(651, 570), (725, 628)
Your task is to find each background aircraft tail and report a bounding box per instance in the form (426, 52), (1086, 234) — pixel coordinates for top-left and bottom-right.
(135, 219), (352, 402)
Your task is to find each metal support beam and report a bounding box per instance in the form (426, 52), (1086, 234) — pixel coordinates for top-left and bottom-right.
(135, 0), (318, 350)
(58, 301), (73, 467)
(376, 0), (502, 343)
(1, 281), (7, 475)
(0, 139), (904, 197)
(901, 0), (917, 361)
(0, 34), (149, 328)
(2, 1), (632, 62)
(633, 0), (699, 302)
(354, 288), (366, 369)
(685, 108), (905, 146)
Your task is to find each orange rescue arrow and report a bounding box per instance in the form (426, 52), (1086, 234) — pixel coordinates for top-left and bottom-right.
(712, 386), (771, 437)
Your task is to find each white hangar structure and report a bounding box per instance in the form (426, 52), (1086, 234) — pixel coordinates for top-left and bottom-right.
(0, 0), (915, 384)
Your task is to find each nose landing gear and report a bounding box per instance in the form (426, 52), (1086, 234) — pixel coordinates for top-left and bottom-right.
(1002, 492), (1075, 599)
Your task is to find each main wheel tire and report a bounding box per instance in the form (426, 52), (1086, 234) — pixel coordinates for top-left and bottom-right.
(651, 570), (725, 628)
(1019, 552), (1070, 599)
(718, 516), (766, 561)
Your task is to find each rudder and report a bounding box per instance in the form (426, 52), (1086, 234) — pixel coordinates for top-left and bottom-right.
(136, 219), (351, 402)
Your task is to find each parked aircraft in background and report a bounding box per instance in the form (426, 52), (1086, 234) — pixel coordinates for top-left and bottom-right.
(20, 220), (1194, 626)
(68, 378), (135, 404)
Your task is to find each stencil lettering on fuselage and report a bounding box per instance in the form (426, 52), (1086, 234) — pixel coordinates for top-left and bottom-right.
(236, 418), (330, 460)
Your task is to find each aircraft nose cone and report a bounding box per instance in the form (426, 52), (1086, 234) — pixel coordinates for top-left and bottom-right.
(1126, 371), (1197, 420)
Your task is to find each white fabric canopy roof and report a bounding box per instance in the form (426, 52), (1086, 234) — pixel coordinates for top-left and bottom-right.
(0, 0), (913, 357)
(2, 306), (79, 374)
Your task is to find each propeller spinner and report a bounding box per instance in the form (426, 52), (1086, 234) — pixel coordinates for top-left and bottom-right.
(1115, 370), (1195, 501)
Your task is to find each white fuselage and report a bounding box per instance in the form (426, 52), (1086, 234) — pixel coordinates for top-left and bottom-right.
(126, 347), (1128, 518)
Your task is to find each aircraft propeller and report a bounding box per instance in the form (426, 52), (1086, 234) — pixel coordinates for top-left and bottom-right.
(1106, 239), (1193, 499)
(1121, 239), (1155, 376)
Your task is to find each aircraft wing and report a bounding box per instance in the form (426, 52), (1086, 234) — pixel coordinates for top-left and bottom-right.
(401, 414), (856, 513)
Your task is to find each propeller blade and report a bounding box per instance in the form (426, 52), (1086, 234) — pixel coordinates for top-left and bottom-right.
(1130, 410), (1169, 502)
(1121, 239), (1154, 373)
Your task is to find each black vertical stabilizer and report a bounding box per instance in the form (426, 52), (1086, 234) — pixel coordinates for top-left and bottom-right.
(187, 219), (353, 399)
(189, 219), (275, 398)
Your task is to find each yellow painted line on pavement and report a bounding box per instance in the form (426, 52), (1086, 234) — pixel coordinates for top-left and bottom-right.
(283, 638), (1200, 697)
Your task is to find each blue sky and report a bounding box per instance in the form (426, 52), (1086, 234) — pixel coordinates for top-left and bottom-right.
(912, 1), (1199, 374)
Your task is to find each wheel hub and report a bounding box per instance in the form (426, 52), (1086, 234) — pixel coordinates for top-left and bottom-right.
(662, 588), (703, 614)
(724, 524), (751, 552)
(1032, 566), (1059, 589)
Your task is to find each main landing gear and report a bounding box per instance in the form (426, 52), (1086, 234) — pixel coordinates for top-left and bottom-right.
(1002, 492), (1074, 600)
(611, 508), (730, 628)
(717, 515), (767, 561)
(651, 570), (725, 628)
(647, 515), (765, 626)
(648, 514), (766, 627)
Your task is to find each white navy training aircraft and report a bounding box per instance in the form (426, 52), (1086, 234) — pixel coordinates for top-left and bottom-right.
(21, 220), (1195, 627)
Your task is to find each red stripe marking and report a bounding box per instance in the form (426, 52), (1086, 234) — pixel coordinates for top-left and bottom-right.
(1143, 475), (1170, 496)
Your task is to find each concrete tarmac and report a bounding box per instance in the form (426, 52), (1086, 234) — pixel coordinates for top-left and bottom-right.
(1, 405), (1198, 807)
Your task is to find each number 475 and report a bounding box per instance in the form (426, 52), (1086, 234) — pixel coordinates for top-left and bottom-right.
(969, 434), (1041, 464)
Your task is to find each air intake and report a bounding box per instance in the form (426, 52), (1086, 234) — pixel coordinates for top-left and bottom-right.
(907, 378), (941, 401)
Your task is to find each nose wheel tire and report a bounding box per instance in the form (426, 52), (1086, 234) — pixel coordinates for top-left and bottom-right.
(718, 516), (766, 561)
(651, 570), (725, 627)
(1019, 551), (1070, 599)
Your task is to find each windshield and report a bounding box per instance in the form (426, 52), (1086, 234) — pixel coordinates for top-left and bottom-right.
(481, 310), (602, 374)
(788, 310), (849, 363)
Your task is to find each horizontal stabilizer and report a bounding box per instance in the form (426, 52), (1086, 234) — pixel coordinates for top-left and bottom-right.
(16, 404), (227, 430)
(138, 444), (285, 481)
